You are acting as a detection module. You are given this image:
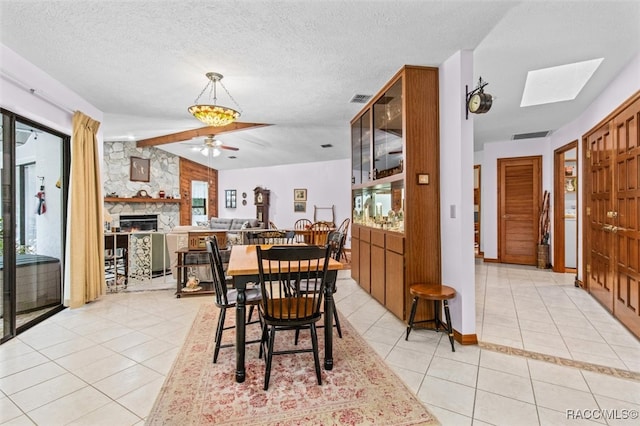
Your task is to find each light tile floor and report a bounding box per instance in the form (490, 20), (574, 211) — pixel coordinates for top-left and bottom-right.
(1, 264), (639, 425)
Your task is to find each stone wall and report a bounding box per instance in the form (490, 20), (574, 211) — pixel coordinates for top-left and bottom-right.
(103, 141), (181, 231)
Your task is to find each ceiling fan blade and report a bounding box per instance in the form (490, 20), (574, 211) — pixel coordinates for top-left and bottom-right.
(220, 145), (239, 151)
(136, 122), (271, 147)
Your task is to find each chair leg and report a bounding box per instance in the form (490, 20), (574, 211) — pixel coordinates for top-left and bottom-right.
(259, 319), (268, 359)
(443, 299), (455, 352)
(333, 306), (342, 338)
(405, 296), (419, 340)
(310, 323), (322, 385)
(264, 326), (276, 390)
(433, 300), (440, 332)
(213, 308), (226, 363)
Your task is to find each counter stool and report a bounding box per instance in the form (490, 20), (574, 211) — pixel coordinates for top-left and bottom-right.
(405, 283), (456, 352)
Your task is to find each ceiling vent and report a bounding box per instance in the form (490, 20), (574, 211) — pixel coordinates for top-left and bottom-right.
(512, 131), (551, 140)
(349, 94), (372, 104)
(321, 144), (333, 148)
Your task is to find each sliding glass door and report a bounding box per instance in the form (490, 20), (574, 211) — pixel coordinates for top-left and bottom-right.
(1, 109), (69, 343)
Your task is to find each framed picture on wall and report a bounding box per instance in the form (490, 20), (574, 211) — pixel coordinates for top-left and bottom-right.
(294, 188), (307, 201)
(130, 157), (150, 182)
(294, 201), (306, 213)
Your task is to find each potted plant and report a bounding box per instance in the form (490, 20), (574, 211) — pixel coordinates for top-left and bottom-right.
(537, 190), (551, 268)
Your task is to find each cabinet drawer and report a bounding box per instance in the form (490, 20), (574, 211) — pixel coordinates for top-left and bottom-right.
(360, 227), (371, 243)
(386, 233), (404, 254)
(351, 225), (360, 239)
(371, 230), (385, 247)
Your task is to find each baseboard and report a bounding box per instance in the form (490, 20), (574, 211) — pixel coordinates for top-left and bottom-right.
(453, 329), (478, 345)
(483, 258), (500, 263)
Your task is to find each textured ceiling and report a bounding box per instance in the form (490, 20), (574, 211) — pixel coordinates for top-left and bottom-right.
(1, 0), (639, 170)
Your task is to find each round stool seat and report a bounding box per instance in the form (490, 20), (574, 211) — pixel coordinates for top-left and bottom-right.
(409, 283), (456, 301)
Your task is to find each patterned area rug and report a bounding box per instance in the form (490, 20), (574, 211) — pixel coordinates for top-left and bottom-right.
(147, 304), (439, 425)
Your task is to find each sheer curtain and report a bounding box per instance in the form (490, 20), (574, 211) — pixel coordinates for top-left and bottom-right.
(69, 111), (105, 307)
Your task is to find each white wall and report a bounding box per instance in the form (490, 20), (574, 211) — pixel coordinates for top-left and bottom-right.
(217, 159), (351, 242)
(439, 50), (476, 335)
(0, 44), (104, 305)
(477, 52), (640, 270)
(549, 52), (640, 276)
(480, 138), (552, 260)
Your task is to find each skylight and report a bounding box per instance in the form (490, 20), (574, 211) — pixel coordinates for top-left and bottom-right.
(520, 58), (604, 107)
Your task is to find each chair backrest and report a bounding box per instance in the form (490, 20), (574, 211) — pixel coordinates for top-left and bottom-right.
(309, 221), (332, 245)
(269, 221), (278, 229)
(336, 217), (350, 236)
(256, 245), (331, 322)
(326, 230), (345, 261)
(246, 230), (295, 245)
(294, 219), (312, 230)
(206, 237), (229, 306)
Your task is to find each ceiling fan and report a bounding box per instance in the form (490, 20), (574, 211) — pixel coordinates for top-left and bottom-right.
(189, 135), (239, 157)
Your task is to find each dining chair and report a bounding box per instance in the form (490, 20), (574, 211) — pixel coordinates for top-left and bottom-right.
(294, 218), (312, 242)
(309, 221), (332, 245)
(269, 221), (278, 229)
(256, 244), (331, 390)
(246, 230), (295, 245)
(335, 218), (351, 263)
(293, 230), (344, 340)
(206, 237), (262, 363)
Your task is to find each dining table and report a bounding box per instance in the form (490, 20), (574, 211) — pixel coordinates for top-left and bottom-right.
(226, 244), (343, 383)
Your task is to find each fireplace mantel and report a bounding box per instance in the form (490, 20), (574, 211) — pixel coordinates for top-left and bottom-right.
(104, 197), (182, 204)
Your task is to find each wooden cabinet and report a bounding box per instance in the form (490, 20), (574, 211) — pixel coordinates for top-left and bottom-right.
(370, 230), (386, 304)
(350, 65), (441, 322)
(359, 227), (371, 293)
(350, 225), (360, 282)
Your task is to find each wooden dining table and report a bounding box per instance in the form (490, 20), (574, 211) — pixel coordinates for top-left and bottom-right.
(226, 244), (343, 383)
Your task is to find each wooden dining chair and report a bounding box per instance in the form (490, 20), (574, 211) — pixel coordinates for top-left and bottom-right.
(206, 237), (262, 363)
(309, 221), (332, 245)
(246, 230), (295, 245)
(293, 230), (344, 340)
(335, 218), (351, 262)
(256, 244), (331, 390)
(294, 218), (312, 243)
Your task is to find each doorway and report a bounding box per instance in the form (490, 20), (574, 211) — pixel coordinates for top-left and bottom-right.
(474, 165), (481, 257)
(1, 110), (69, 343)
(498, 156), (542, 265)
(553, 142), (578, 273)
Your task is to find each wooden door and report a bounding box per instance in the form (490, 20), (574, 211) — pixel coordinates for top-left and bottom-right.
(586, 123), (614, 310)
(611, 97), (640, 336)
(498, 156), (542, 265)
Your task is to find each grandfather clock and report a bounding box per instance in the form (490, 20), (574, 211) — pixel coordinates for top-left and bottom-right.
(254, 186), (270, 226)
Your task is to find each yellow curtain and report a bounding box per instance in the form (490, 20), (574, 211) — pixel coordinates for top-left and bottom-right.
(69, 111), (105, 307)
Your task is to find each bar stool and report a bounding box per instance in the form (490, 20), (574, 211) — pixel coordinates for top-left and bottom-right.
(405, 283), (456, 351)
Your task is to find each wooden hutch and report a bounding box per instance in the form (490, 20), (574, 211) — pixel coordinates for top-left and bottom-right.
(350, 65), (441, 322)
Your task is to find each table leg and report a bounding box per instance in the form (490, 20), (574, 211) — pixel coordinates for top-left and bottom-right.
(323, 271), (336, 370)
(235, 279), (247, 382)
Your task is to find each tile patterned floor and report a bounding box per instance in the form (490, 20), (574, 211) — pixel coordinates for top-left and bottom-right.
(1, 264), (639, 425)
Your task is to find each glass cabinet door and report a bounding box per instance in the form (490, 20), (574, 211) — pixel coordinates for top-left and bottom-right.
(351, 109), (372, 185)
(373, 79), (403, 179)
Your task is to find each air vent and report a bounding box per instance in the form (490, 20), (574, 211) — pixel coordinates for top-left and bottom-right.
(321, 144), (333, 148)
(228, 156), (237, 159)
(349, 94), (372, 104)
(512, 131), (551, 140)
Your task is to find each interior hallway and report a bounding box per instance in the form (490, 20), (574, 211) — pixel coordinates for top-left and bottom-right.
(0, 265), (639, 425)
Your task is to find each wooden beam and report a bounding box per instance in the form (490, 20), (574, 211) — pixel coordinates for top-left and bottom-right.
(136, 122), (271, 147)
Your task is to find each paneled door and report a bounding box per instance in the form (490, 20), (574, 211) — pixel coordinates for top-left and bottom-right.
(585, 92), (640, 338)
(611, 96), (640, 336)
(586, 122), (614, 310)
(498, 156), (542, 265)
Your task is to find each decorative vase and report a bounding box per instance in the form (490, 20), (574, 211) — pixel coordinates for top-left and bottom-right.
(537, 244), (550, 269)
